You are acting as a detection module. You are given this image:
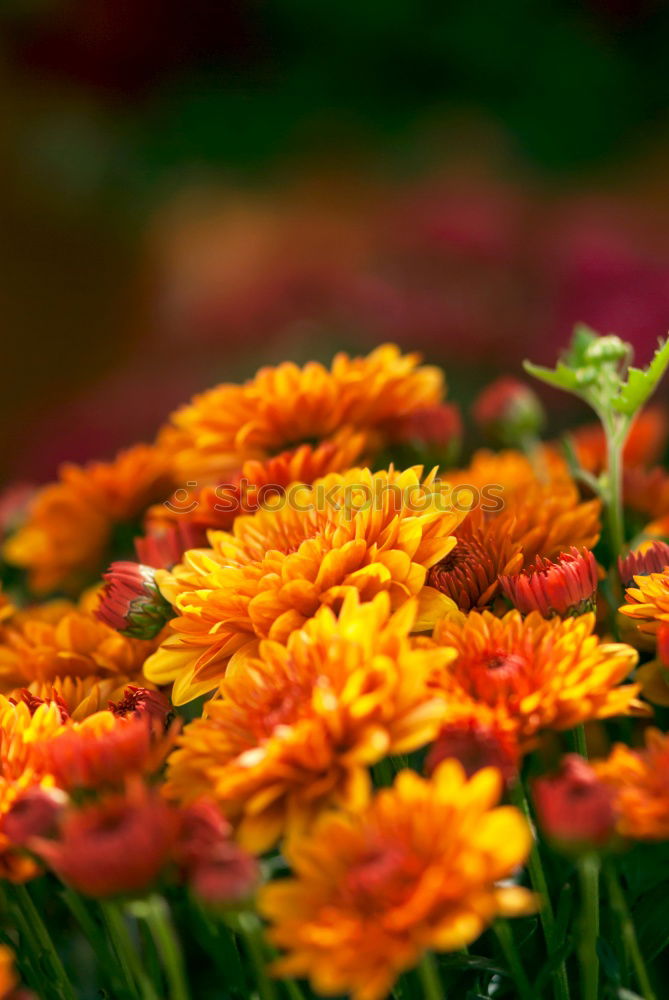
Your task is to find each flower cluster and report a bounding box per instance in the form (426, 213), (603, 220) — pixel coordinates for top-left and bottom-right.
(2, 337), (669, 1000)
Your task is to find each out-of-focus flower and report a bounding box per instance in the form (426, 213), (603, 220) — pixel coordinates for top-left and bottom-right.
(41, 709), (176, 792)
(594, 728), (669, 840)
(4, 787), (67, 846)
(3, 445), (173, 594)
(381, 402), (462, 466)
(159, 345), (444, 482)
(425, 703), (519, 785)
(473, 377), (545, 448)
(145, 466), (464, 704)
(260, 763), (535, 1000)
(500, 547), (598, 618)
(533, 755), (616, 851)
(33, 783), (180, 897)
(96, 561), (173, 639)
(165, 592), (451, 852)
(619, 540), (669, 587)
(428, 509), (524, 611)
(134, 520), (208, 570)
(429, 610), (643, 749)
(0, 946), (19, 1000)
(619, 568), (669, 639)
(175, 800), (258, 904)
(446, 449), (601, 564)
(0, 591), (157, 719)
(0, 486), (35, 539)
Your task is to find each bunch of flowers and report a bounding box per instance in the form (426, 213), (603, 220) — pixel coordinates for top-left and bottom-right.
(1, 333), (669, 1000)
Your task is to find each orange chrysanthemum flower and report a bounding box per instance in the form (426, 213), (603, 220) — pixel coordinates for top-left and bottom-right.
(447, 449), (601, 564)
(500, 547), (598, 619)
(145, 466), (464, 703)
(159, 344), (444, 482)
(3, 445), (173, 594)
(425, 701), (520, 785)
(594, 728), (669, 840)
(260, 763), (535, 1000)
(147, 432), (368, 546)
(0, 591), (158, 720)
(427, 509), (524, 611)
(0, 947), (18, 1000)
(429, 610), (642, 748)
(164, 592), (451, 852)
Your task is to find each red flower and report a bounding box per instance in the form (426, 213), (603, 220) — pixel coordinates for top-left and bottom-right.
(43, 711), (175, 791)
(3, 788), (67, 846)
(533, 755), (615, 851)
(96, 561), (173, 639)
(500, 547), (598, 618)
(176, 800), (258, 904)
(33, 784), (180, 897)
(618, 540), (669, 588)
(382, 402), (462, 463)
(134, 521), (208, 570)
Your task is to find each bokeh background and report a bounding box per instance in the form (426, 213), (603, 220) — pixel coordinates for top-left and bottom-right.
(3, 0), (669, 483)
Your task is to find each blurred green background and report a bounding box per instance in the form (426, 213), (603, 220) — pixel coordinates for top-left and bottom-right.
(3, 0), (669, 481)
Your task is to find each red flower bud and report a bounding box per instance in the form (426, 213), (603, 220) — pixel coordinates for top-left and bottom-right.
(474, 376), (545, 447)
(500, 547), (598, 618)
(96, 561), (173, 639)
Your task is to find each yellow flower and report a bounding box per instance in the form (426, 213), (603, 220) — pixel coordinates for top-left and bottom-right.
(429, 610), (643, 748)
(159, 344), (444, 482)
(4, 445), (172, 594)
(594, 728), (669, 840)
(164, 591), (451, 852)
(260, 762), (535, 1000)
(145, 466), (464, 704)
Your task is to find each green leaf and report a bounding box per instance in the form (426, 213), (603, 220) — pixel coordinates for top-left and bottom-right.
(612, 337), (669, 416)
(522, 359), (581, 393)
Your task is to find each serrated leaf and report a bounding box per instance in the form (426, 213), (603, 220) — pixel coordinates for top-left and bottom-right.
(612, 337), (669, 416)
(523, 359), (581, 393)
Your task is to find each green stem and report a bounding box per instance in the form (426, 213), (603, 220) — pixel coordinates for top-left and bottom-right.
(578, 854), (600, 1000)
(10, 883), (76, 1000)
(138, 895), (190, 1000)
(494, 920), (534, 1000)
(605, 417), (626, 562)
(99, 899), (159, 1000)
(510, 780), (571, 1000)
(235, 911), (278, 1000)
(416, 951), (445, 1000)
(573, 723), (589, 759)
(606, 866), (657, 1000)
